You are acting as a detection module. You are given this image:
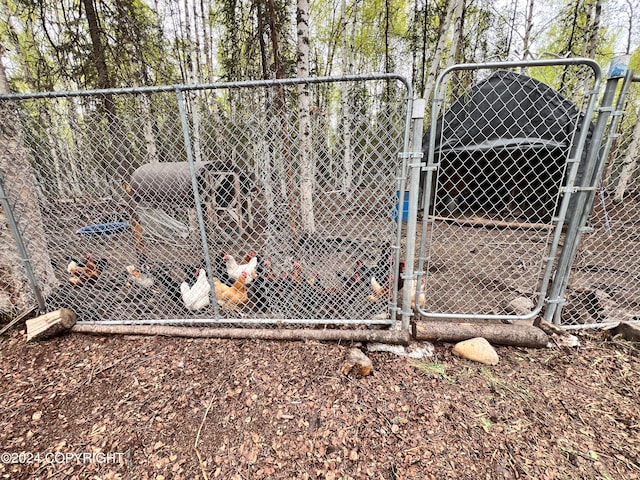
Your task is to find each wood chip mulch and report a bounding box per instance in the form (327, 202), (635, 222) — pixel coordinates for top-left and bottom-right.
(1, 328), (639, 479)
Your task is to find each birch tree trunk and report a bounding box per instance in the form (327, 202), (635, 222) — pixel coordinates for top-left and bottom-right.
(614, 111), (640, 203)
(340, 0), (354, 198)
(422, 0), (456, 105)
(200, 0), (214, 78)
(141, 94), (159, 164)
(624, 0), (633, 54)
(184, 0), (202, 164)
(521, 0), (535, 63)
(418, 0), (430, 97)
(586, 0), (602, 58)
(297, 0), (316, 233)
(446, 0), (464, 69)
(582, 0), (602, 58)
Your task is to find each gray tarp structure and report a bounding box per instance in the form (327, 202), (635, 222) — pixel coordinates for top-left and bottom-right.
(421, 70), (591, 222)
(130, 161), (255, 208)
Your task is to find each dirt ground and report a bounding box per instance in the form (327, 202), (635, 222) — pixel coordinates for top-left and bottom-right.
(1, 326), (639, 480)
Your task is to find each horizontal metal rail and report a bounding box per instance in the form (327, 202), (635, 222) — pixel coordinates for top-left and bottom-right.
(0, 73), (412, 101)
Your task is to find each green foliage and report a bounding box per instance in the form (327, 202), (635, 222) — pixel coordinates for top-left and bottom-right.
(537, 0), (616, 62)
(0, 0), (177, 93)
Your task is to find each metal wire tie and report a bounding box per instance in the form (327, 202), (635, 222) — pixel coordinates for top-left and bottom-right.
(397, 152), (423, 159)
(545, 297), (566, 305)
(560, 186), (597, 193)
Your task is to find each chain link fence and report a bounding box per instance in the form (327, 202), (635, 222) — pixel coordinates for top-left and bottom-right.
(561, 74), (640, 328)
(414, 60), (602, 323)
(4, 63), (640, 331)
(0, 75), (411, 328)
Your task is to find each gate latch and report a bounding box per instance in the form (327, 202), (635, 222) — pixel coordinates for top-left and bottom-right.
(398, 151), (424, 169)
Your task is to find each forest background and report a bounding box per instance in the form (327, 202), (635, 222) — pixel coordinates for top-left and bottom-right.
(0, 0), (639, 246)
(0, 0), (638, 102)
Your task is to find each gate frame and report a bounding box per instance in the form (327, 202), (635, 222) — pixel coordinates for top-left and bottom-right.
(412, 58), (602, 323)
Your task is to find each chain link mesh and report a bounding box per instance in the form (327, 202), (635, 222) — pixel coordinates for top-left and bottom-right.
(415, 63), (599, 321)
(0, 78), (409, 326)
(563, 79), (640, 327)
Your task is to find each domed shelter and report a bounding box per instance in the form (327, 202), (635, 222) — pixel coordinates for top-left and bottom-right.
(421, 70), (592, 223)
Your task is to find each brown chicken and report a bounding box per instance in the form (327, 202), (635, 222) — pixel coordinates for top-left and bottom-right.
(289, 260), (303, 285)
(67, 253), (108, 286)
(214, 271), (251, 311)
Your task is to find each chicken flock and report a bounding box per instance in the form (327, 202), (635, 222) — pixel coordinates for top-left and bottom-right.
(65, 244), (410, 317)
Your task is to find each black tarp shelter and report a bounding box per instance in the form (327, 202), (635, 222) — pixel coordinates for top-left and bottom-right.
(421, 70), (591, 222)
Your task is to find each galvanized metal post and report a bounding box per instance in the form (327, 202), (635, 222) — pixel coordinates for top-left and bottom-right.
(175, 88), (220, 317)
(545, 70), (635, 324)
(0, 176), (46, 312)
(544, 74), (623, 324)
(401, 99), (426, 331)
(391, 94), (415, 320)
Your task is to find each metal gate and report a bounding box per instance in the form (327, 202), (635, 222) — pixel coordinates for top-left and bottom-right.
(412, 59), (602, 323)
(0, 74), (413, 330)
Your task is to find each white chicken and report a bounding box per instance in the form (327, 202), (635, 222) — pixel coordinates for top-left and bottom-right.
(180, 268), (211, 311)
(224, 251), (258, 284)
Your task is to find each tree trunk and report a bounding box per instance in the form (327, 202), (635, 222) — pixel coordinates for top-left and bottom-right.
(200, 0), (214, 78)
(446, 0), (464, 69)
(505, 0), (517, 58)
(572, 0), (601, 98)
(72, 323), (411, 344)
(521, 0), (535, 63)
(340, 0), (354, 198)
(614, 110), (640, 203)
(184, 0), (202, 164)
(624, 0), (633, 54)
(559, 0), (581, 90)
(422, 0), (456, 104)
(266, 0), (298, 232)
(586, 0), (602, 59)
(83, 0), (145, 260)
(141, 94), (160, 164)
(413, 321), (549, 348)
(257, 0), (270, 81)
(419, 0), (430, 98)
(297, 0), (316, 234)
(0, 58), (57, 307)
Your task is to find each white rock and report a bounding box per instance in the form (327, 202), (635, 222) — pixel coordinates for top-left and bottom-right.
(452, 337), (499, 365)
